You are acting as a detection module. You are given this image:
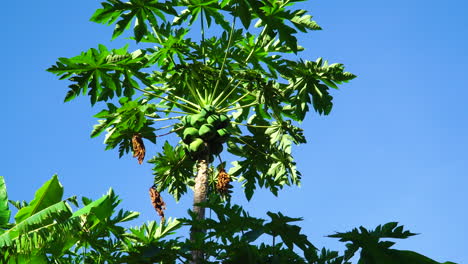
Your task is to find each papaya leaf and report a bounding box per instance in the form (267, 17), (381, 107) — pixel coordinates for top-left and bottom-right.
(90, 0), (177, 41)
(149, 141), (194, 201)
(387, 249), (458, 264)
(72, 188), (118, 228)
(47, 45), (146, 105)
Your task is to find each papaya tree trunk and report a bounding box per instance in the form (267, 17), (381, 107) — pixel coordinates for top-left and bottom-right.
(191, 153), (209, 264)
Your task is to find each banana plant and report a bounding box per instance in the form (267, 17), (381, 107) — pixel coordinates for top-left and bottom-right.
(47, 0), (355, 262)
(0, 175), (139, 264)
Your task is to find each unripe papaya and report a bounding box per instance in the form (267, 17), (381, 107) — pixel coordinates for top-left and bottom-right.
(203, 105), (216, 114)
(218, 114), (230, 128)
(217, 128), (229, 137)
(199, 109), (208, 118)
(207, 114), (221, 128)
(189, 138), (205, 153)
(209, 142), (223, 155)
(190, 114), (206, 128)
(183, 127), (199, 143)
(199, 124), (216, 140)
(216, 128), (230, 143)
(181, 115), (192, 126)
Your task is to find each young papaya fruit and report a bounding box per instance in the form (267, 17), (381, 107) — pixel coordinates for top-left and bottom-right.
(207, 114), (221, 127)
(189, 138), (206, 154)
(181, 115), (192, 127)
(190, 114), (206, 128)
(183, 127), (199, 143)
(218, 114), (230, 128)
(215, 128), (230, 143)
(199, 124), (216, 140)
(203, 105), (216, 114)
(217, 128), (229, 137)
(209, 142), (223, 155)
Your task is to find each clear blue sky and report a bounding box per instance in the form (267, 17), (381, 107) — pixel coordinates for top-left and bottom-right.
(2, 1), (467, 263)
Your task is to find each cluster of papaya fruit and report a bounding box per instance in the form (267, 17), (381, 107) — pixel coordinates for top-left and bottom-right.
(180, 106), (230, 161)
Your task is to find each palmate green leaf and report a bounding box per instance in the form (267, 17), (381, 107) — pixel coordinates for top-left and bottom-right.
(228, 137), (300, 199)
(149, 141), (194, 201)
(236, 0), (253, 29)
(328, 223), (458, 264)
(384, 249), (458, 264)
(290, 9), (322, 32)
(145, 26), (192, 70)
(286, 58), (356, 119)
(305, 247), (347, 264)
(72, 188), (118, 228)
(90, 0), (177, 42)
(181, 0), (231, 31)
(14, 175), (63, 224)
(356, 247), (458, 264)
(0, 176), (10, 229)
(328, 222), (417, 243)
(121, 218), (184, 264)
(265, 212), (315, 252)
(250, 1), (311, 53)
(47, 45), (146, 105)
(95, 99), (157, 157)
(126, 218), (181, 244)
(227, 114), (301, 199)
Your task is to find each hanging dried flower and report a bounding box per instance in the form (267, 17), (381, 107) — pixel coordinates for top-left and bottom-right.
(132, 134), (145, 164)
(149, 185), (166, 222)
(216, 168), (231, 195)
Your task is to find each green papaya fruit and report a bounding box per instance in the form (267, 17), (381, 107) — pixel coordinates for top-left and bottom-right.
(181, 115), (191, 126)
(199, 108), (208, 117)
(190, 114), (206, 128)
(209, 142), (223, 155)
(218, 114), (230, 128)
(199, 124), (216, 140)
(203, 105), (216, 114)
(207, 114), (221, 127)
(215, 128), (230, 143)
(183, 127), (199, 143)
(189, 138), (206, 153)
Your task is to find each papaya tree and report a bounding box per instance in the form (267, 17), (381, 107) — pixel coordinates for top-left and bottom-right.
(47, 0), (356, 262)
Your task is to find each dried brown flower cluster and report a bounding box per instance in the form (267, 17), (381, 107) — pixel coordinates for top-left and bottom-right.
(216, 168), (231, 195)
(149, 185), (166, 222)
(132, 134), (145, 164)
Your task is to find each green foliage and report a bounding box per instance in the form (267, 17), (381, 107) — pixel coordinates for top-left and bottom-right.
(48, 0), (355, 201)
(0, 175), (138, 263)
(92, 97), (157, 156)
(0, 176), (11, 230)
(43, 1), (458, 264)
(149, 141), (195, 201)
(1, 176), (458, 263)
(14, 174), (64, 223)
(328, 222), (456, 264)
(48, 45), (147, 105)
